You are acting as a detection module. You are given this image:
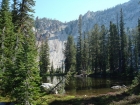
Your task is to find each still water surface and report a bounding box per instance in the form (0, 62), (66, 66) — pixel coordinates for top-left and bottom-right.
(45, 76), (132, 96)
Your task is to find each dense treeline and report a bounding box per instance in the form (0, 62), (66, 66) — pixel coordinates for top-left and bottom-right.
(0, 0), (41, 104)
(64, 9), (140, 78)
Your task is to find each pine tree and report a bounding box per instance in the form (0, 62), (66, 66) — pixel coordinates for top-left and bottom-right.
(35, 16), (40, 30)
(100, 25), (108, 76)
(0, 0), (16, 97)
(130, 29), (138, 72)
(90, 24), (100, 75)
(82, 32), (88, 71)
(120, 9), (127, 76)
(137, 19), (140, 67)
(64, 35), (76, 73)
(39, 37), (50, 81)
(11, 0), (19, 27)
(9, 0), (40, 104)
(117, 12), (122, 75)
(61, 61), (64, 73)
(87, 31), (92, 73)
(128, 35), (134, 76)
(109, 22), (119, 75)
(76, 15), (83, 74)
(50, 61), (54, 74)
(134, 33), (138, 71)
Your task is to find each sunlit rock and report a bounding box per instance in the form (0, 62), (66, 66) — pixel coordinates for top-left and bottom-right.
(111, 85), (127, 89)
(41, 83), (58, 94)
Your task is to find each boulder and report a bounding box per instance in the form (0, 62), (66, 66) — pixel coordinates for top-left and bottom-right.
(41, 83), (58, 94)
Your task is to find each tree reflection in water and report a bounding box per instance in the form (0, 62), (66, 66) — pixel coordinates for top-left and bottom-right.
(45, 76), (131, 96)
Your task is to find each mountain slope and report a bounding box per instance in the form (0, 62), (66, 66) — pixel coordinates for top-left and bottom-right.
(36, 0), (140, 69)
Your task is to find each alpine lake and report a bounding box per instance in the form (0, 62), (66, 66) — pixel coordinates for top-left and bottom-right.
(44, 76), (132, 96)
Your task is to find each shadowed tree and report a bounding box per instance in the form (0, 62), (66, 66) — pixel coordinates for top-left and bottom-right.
(64, 35), (76, 73)
(76, 15), (83, 74)
(120, 9), (128, 76)
(39, 37), (50, 82)
(100, 25), (108, 77)
(109, 22), (119, 76)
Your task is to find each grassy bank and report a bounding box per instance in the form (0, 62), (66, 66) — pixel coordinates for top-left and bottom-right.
(40, 84), (140, 105)
(1, 84), (140, 105)
(48, 89), (140, 105)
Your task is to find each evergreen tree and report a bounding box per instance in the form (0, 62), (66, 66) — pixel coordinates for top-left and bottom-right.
(91, 24), (100, 75)
(134, 33), (138, 71)
(128, 35), (134, 76)
(61, 61), (64, 73)
(130, 29), (138, 72)
(120, 9), (128, 76)
(64, 35), (76, 73)
(100, 25), (108, 76)
(109, 22), (119, 75)
(39, 37), (50, 81)
(82, 32), (88, 71)
(87, 31), (92, 73)
(137, 19), (140, 68)
(11, 0), (19, 27)
(0, 0), (16, 97)
(6, 0), (40, 104)
(76, 15), (83, 74)
(133, 19), (140, 85)
(116, 12), (122, 74)
(50, 61), (54, 74)
(35, 16), (40, 29)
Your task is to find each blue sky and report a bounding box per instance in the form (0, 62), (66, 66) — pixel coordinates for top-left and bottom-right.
(34, 0), (130, 22)
(0, 0), (130, 22)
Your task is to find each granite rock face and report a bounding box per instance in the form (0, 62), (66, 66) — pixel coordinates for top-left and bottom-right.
(35, 0), (140, 69)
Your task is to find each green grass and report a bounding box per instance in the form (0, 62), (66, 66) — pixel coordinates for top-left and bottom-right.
(1, 84), (140, 105)
(110, 94), (140, 105)
(35, 94), (75, 105)
(47, 85), (140, 105)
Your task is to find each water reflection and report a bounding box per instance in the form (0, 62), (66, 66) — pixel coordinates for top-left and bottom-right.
(46, 76), (66, 94)
(45, 76), (131, 96)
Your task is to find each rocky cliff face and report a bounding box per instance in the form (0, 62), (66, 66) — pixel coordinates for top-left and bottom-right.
(36, 0), (140, 69)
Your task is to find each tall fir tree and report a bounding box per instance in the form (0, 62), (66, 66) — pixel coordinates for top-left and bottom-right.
(6, 0), (41, 104)
(11, 0), (19, 27)
(39, 37), (50, 82)
(87, 31), (92, 73)
(116, 12), (122, 74)
(128, 35), (134, 76)
(130, 29), (138, 72)
(64, 35), (76, 73)
(109, 22), (119, 75)
(120, 9), (128, 76)
(134, 33), (138, 71)
(50, 61), (54, 74)
(100, 25), (108, 76)
(137, 19), (140, 67)
(91, 24), (100, 75)
(82, 32), (88, 71)
(76, 15), (83, 74)
(0, 0), (17, 97)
